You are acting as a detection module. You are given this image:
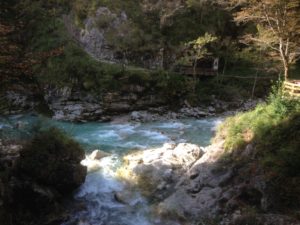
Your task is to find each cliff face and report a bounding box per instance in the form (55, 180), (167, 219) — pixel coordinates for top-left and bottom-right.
(64, 6), (168, 69)
(0, 1), (269, 120)
(43, 85), (166, 121)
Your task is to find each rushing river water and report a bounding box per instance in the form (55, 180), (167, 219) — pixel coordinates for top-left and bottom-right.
(0, 114), (222, 225)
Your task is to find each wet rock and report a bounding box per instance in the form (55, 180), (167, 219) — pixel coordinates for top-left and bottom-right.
(230, 213), (300, 225)
(108, 102), (131, 112)
(114, 190), (137, 205)
(179, 107), (210, 118)
(89, 149), (111, 160)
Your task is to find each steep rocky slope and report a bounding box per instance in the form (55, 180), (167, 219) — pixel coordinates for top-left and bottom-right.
(116, 139), (299, 225)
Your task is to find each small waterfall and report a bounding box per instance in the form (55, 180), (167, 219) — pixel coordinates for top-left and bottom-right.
(0, 114), (222, 225)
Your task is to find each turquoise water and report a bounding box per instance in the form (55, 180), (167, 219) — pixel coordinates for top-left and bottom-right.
(0, 114), (222, 152)
(0, 114), (222, 225)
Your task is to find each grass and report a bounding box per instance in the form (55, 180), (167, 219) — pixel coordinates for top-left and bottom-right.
(218, 83), (300, 151)
(216, 83), (300, 209)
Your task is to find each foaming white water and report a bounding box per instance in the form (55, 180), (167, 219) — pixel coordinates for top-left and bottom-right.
(155, 121), (191, 129)
(65, 155), (153, 225)
(111, 123), (139, 134)
(211, 118), (224, 131)
(0, 114), (222, 225)
(97, 130), (122, 139)
(0, 124), (12, 129)
(140, 130), (170, 141)
(119, 141), (148, 150)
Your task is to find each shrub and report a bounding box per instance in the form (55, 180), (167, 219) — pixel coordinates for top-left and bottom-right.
(218, 83), (300, 151)
(95, 13), (116, 29)
(17, 128), (86, 194)
(216, 82), (300, 210)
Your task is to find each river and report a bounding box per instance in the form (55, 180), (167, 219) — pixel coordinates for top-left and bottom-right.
(0, 114), (222, 225)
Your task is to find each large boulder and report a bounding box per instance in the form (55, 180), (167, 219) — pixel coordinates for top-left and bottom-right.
(118, 143), (203, 199)
(0, 128), (87, 225)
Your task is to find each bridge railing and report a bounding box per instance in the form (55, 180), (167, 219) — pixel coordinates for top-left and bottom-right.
(283, 80), (300, 98)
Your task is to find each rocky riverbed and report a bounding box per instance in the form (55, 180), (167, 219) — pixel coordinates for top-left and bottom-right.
(2, 114), (296, 225)
(2, 85), (262, 123)
(113, 141), (299, 225)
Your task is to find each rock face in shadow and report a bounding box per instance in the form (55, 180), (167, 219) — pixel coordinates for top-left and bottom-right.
(43, 86), (166, 122)
(3, 83), (262, 122)
(118, 141), (300, 225)
(0, 129), (87, 225)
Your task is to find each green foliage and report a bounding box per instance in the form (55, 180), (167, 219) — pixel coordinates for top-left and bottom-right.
(218, 80), (300, 177)
(12, 0), (275, 106)
(259, 113), (300, 176)
(95, 13), (116, 29)
(18, 127), (85, 193)
(216, 82), (300, 209)
(219, 83), (300, 151)
(152, 70), (189, 101)
(231, 0), (300, 79)
(178, 33), (217, 66)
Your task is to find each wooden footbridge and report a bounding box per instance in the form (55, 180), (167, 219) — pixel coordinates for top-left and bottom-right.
(283, 80), (300, 98)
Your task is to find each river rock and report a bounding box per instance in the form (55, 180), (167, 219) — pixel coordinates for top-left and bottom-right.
(179, 107), (209, 118)
(89, 149), (111, 160)
(114, 190), (139, 206)
(119, 143), (204, 199)
(158, 186), (223, 220)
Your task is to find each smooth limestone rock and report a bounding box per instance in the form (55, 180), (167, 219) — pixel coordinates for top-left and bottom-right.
(118, 143), (203, 199)
(89, 149), (111, 160)
(119, 140), (276, 224)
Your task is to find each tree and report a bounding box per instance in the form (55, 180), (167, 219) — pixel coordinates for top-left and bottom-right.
(230, 0), (300, 80)
(179, 33), (217, 91)
(105, 21), (144, 70)
(180, 33), (217, 74)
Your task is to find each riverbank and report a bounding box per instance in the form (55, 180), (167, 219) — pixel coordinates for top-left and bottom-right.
(0, 129), (87, 225)
(1, 115), (222, 225)
(114, 135), (300, 225)
(1, 94), (299, 225)
(2, 86), (262, 123)
(112, 94), (300, 225)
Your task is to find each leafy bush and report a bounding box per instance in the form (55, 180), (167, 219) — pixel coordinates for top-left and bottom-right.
(95, 13), (116, 29)
(216, 82), (300, 210)
(218, 82), (300, 151)
(18, 128), (86, 193)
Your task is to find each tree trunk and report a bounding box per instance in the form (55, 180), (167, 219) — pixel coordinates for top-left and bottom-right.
(192, 58), (197, 93)
(284, 65), (289, 81)
(279, 38), (289, 80)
